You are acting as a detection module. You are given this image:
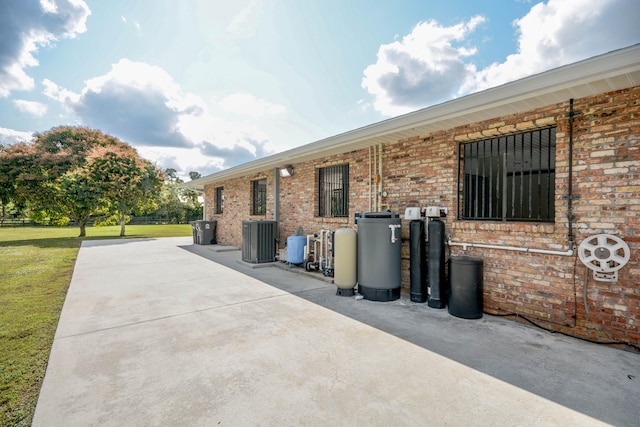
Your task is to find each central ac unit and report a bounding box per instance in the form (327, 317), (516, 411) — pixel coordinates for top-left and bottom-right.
(242, 220), (277, 263)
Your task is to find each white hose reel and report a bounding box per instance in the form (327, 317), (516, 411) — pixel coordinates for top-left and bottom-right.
(578, 234), (631, 282)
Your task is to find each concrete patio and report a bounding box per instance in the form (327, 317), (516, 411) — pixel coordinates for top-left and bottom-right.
(33, 237), (639, 426)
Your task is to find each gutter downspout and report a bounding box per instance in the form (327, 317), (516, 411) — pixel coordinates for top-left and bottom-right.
(274, 167), (280, 242)
(202, 191), (206, 220)
(378, 143), (383, 211)
(369, 147), (372, 212)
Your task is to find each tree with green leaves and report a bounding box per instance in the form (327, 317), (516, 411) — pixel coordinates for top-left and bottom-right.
(56, 166), (105, 236)
(154, 168), (202, 223)
(0, 126), (162, 237)
(89, 146), (163, 236)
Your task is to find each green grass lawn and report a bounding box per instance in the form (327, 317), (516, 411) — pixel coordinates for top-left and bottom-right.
(0, 224), (191, 427)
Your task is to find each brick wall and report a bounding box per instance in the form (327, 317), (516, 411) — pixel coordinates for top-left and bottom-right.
(203, 86), (639, 346)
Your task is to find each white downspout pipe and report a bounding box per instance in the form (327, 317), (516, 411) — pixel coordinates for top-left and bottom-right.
(202, 191), (206, 220)
(368, 147), (372, 212)
(378, 143), (383, 211)
(448, 240), (574, 256)
(273, 167), (280, 223)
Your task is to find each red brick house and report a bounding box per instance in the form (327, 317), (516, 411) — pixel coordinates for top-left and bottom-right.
(187, 44), (640, 347)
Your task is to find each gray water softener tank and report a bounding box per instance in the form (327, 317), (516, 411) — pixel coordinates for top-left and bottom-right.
(356, 212), (402, 301)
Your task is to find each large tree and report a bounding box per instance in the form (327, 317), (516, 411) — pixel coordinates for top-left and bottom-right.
(0, 126), (162, 236)
(0, 144), (17, 218)
(55, 166), (104, 237)
(89, 146), (162, 236)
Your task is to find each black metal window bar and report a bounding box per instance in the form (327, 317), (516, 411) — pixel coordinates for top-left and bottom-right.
(459, 127), (556, 222)
(215, 187), (224, 214)
(252, 179), (267, 215)
(318, 164), (349, 217)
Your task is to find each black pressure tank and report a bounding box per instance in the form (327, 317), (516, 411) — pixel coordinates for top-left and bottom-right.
(357, 212), (401, 301)
(409, 220), (427, 303)
(427, 218), (446, 308)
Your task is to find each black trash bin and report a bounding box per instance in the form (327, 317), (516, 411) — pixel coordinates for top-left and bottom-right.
(194, 220), (217, 245)
(190, 221), (198, 243)
(448, 256), (483, 319)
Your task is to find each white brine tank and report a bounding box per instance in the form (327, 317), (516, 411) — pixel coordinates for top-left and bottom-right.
(333, 228), (357, 296)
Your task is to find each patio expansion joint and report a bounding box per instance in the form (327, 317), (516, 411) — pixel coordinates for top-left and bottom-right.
(55, 291), (304, 341)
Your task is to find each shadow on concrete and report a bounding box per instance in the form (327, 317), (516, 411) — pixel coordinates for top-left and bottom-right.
(181, 242), (640, 427)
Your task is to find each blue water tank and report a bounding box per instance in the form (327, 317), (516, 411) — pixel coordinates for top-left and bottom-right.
(287, 235), (307, 265)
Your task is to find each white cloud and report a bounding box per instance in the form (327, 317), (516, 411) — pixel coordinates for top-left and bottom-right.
(461, 0), (640, 94)
(136, 146), (224, 179)
(0, 0), (90, 97)
(219, 93), (286, 119)
(42, 59), (278, 176)
(363, 0), (640, 117)
(45, 59), (203, 148)
(42, 78), (81, 104)
(12, 99), (48, 117)
(0, 127), (33, 146)
(362, 16), (485, 117)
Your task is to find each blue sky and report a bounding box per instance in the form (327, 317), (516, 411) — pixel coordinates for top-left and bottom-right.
(1, 0), (639, 179)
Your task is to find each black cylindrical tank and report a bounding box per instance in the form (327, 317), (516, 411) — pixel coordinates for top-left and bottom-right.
(448, 256), (483, 319)
(409, 220), (427, 303)
(427, 218), (446, 309)
(357, 212), (401, 301)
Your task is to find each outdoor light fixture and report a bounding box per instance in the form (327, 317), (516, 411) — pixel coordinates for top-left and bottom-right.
(280, 166), (294, 177)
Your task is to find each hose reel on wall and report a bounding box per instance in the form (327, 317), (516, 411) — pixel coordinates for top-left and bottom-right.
(578, 234), (631, 282)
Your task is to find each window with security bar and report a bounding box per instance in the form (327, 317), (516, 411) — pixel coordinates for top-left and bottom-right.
(252, 179), (266, 215)
(459, 127), (556, 222)
(318, 164), (349, 217)
(215, 187), (224, 214)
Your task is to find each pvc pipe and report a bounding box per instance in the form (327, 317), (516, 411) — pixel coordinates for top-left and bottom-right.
(368, 147), (372, 212)
(389, 224), (401, 243)
(273, 167), (280, 224)
(378, 143), (383, 210)
(304, 234), (313, 262)
(320, 229), (332, 270)
(448, 240), (573, 257)
(202, 192), (206, 220)
(319, 230), (325, 268)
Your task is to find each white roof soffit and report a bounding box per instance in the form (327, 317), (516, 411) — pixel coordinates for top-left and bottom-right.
(187, 44), (640, 189)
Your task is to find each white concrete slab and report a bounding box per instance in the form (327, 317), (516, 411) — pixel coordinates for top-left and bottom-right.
(33, 237), (632, 426)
